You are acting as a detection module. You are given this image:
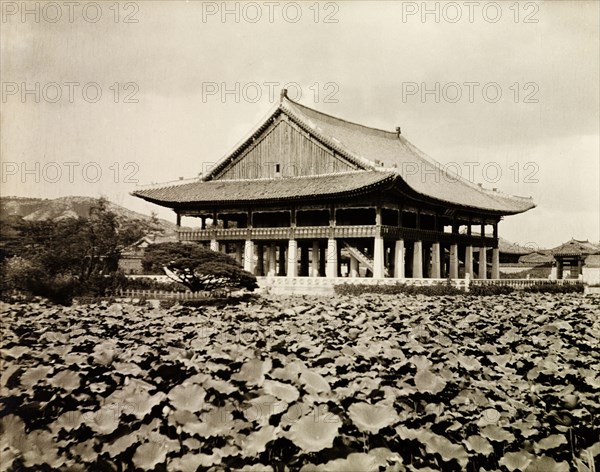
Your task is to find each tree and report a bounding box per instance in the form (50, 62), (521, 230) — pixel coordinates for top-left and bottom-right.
(0, 197), (125, 303)
(142, 242), (258, 292)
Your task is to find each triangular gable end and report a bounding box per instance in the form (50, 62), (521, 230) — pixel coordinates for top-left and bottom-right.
(205, 102), (367, 181)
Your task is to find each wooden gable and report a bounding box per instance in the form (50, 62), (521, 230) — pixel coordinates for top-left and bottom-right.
(210, 114), (358, 180)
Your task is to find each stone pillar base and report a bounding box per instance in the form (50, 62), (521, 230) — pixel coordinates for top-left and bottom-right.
(243, 240), (254, 273)
(325, 238), (338, 279)
(491, 247), (500, 279)
(478, 247), (487, 280)
(287, 240), (298, 277)
(373, 236), (385, 278)
(465, 245), (473, 278)
(412, 241), (423, 278)
(394, 239), (405, 278)
(449, 244), (458, 279)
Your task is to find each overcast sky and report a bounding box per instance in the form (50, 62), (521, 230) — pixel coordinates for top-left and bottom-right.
(1, 1), (598, 248)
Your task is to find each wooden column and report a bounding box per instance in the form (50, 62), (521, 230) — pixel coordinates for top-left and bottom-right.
(278, 243), (286, 276)
(234, 241), (243, 264)
(256, 244), (264, 276)
(319, 244), (326, 276)
(299, 243), (309, 276)
(557, 260), (563, 279)
(449, 244), (459, 279)
(287, 240), (298, 277)
(422, 243), (430, 278)
(394, 239), (405, 278)
(412, 241), (423, 278)
(431, 242), (441, 278)
(175, 211), (181, 227)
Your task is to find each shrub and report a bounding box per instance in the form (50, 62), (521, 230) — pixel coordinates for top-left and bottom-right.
(334, 281), (464, 296)
(2, 257), (79, 305)
(122, 277), (185, 291)
(469, 284), (515, 296)
(523, 282), (584, 293)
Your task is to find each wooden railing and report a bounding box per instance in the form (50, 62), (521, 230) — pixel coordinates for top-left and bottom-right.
(177, 225), (497, 246)
(294, 226), (331, 239)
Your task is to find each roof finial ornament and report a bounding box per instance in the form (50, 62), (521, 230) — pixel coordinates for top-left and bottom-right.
(280, 88), (288, 103)
(396, 126), (401, 138)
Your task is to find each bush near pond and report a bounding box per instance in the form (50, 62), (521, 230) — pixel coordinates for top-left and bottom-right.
(0, 293), (598, 471)
(335, 282), (584, 297)
(334, 281), (464, 296)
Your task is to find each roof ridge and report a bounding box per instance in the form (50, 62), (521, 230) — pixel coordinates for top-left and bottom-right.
(282, 96), (396, 137)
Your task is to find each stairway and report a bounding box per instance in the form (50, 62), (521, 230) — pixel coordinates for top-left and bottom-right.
(342, 241), (389, 277)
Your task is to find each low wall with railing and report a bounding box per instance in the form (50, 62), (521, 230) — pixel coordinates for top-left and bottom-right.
(470, 278), (581, 289)
(117, 289), (230, 300)
(115, 278), (583, 299)
(257, 276), (469, 295)
(259, 276), (583, 295)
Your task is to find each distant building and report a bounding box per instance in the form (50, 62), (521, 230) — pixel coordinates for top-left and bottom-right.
(582, 255), (600, 285)
(550, 239), (600, 280)
(518, 251), (554, 265)
(118, 233), (177, 274)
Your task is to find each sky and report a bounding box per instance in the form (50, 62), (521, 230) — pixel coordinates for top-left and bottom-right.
(1, 0), (598, 249)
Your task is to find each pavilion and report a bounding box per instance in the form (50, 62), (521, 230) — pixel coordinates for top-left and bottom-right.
(133, 91), (535, 281)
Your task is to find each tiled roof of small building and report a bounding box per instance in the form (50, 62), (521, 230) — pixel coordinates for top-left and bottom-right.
(133, 171), (396, 206)
(519, 251), (554, 264)
(551, 239), (600, 256)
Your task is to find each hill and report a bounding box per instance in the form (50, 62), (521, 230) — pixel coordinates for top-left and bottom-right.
(0, 196), (177, 234)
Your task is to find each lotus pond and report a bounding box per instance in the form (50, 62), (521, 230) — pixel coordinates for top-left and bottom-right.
(0, 293), (598, 471)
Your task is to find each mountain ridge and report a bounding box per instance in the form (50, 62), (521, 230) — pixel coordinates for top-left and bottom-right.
(0, 196), (177, 234)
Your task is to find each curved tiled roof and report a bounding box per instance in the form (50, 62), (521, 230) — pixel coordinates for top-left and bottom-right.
(280, 98), (535, 214)
(551, 239), (600, 256)
(133, 171), (397, 206)
(135, 94), (535, 215)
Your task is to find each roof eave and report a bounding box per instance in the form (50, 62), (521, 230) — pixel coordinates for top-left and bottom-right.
(131, 173), (398, 208)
